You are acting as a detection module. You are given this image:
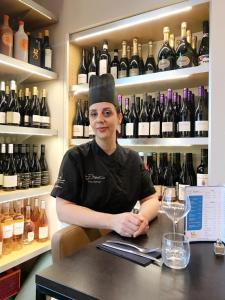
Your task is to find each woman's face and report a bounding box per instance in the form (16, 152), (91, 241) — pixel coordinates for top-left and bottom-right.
(89, 102), (122, 141)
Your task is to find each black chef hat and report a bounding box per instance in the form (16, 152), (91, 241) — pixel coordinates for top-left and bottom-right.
(89, 74), (118, 107)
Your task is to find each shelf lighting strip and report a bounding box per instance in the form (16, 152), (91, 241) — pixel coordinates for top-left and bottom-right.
(18, 0), (53, 20)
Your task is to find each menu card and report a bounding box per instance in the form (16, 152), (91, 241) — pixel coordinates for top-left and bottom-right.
(185, 186), (225, 243)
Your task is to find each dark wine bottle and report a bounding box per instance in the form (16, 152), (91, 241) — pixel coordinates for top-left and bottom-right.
(88, 46), (97, 81)
(30, 86), (40, 128)
(17, 144), (30, 189)
(40, 89), (50, 129)
(172, 92), (180, 137)
(138, 99), (149, 138)
(176, 22), (194, 68)
(179, 88), (191, 137)
(191, 35), (198, 66)
(72, 100), (83, 138)
(39, 144), (49, 186)
(158, 27), (175, 71)
(138, 43), (145, 75)
(99, 40), (111, 75)
(151, 152), (162, 199)
(3, 144), (17, 191)
(162, 89), (175, 138)
(158, 153), (167, 197)
(78, 48), (88, 84)
(18, 89), (25, 126)
(119, 41), (129, 78)
(0, 81), (7, 125)
(198, 20), (209, 65)
(83, 100), (89, 139)
(110, 49), (119, 80)
(117, 95), (122, 138)
(23, 88), (31, 127)
(129, 38), (140, 77)
(172, 153), (182, 187)
(179, 153), (196, 200)
(6, 80), (20, 126)
(150, 93), (161, 138)
(195, 86), (208, 137)
(164, 153), (176, 198)
(0, 143), (6, 189)
(41, 30), (52, 70)
(186, 29), (197, 66)
(30, 144), (41, 188)
(144, 41), (156, 74)
(169, 33), (176, 57)
(126, 100), (138, 138)
(197, 148), (208, 186)
(121, 97), (129, 138)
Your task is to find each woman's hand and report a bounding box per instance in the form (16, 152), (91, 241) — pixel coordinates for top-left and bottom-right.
(111, 212), (142, 237)
(132, 214), (149, 238)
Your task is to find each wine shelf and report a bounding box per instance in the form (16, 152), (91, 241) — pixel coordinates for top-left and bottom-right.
(0, 0), (58, 31)
(0, 125), (58, 137)
(0, 240), (51, 273)
(0, 53), (57, 83)
(71, 138), (208, 147)
(0, 185), (53, 204)
(70, 64), (209, 95)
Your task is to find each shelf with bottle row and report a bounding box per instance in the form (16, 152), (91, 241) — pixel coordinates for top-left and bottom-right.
(70, 64), (209, 96)
(0, 240), (51, 273)
(0, 185), (53, 204)
(0, 53), (57, 83)
(71, 138), (208, 147)
(0, 125), (58, 137)
(0, 0), (58, 31)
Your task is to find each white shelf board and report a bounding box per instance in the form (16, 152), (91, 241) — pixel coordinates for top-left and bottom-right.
(0, 125), (57, 137)
(0, 240), (51, 273)
(0, 54), (57, 84)
(0, 185), (53, 204)
(71, 138), (208, 147)
(71, 64), (209, 95)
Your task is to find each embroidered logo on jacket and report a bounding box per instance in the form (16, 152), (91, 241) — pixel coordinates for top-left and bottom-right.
(85, 174), (106, 184)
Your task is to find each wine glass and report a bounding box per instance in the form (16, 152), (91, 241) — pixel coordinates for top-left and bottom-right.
(160, 187), (191, 233)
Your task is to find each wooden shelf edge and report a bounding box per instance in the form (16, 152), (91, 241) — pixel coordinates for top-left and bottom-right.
(0, 125), (58, 136)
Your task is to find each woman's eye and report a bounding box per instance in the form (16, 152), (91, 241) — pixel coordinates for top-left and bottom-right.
(103, 110), (112, 117)
(89, 112), (97, 118)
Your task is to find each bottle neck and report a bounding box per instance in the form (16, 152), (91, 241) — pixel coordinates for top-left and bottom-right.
(132, 40), (138, 56)
(122, 43), (127, 58)
(163, 32), (169, 43)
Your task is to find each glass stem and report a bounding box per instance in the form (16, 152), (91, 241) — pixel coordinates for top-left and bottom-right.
(173, 221), (177, 234)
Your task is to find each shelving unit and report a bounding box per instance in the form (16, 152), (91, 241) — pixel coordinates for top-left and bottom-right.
(0, 125), (57, 137)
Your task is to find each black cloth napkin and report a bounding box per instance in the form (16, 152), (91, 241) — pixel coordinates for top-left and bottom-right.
(97, 243), (161, 267)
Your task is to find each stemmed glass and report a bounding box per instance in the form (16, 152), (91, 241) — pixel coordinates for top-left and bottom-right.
(160, 187), (191, 233)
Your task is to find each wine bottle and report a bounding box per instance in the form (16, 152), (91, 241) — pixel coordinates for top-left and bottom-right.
(179, 88), (191, 137)
(23, 88), (31, 127)
(151, 152), (162, 199)
(119, 41), (129, 78)
(37, 200), (49, 242)
(144, 41), (156, 74)
(31, 198), (40, 240)
(121, 97), (129, 138)
(3, 144), (17, 191)
(116, 95), (122, 138)
(0, 81), (7, 125)
(195, 86), (208, 137)
(39, 144), (49, 186)
(179, 153), (196, 200)
(126, 100), (138, 138)
(176, 22), (194, 68)
(72, 100), (84, 138)
(172, 92), (180, 137)
(99, 40), (111, 75)
(191, 35), (198, 66)
(127, 45), (131, 62)
(18, 89), (25, 126)
(88, 46), (97, 81)
(17, 144), (30, 189)
(0, 144), (6, 189)
(1, 202), (14, 255)
(6, 80), (20, 126)
(169, 34), (176, 56)
(158, 153), (167, 198)
(138, 43), (145, 75)
(40, 89), (50, 129)
(164, 153), (176, 199)
(30, 86), (40, 128)
(0, 15), (13, 57)
(78, 48), (88, 84)
(23, 205), (34, 244)
(110, 49), (119, 80)
(129, 38), (140, 77)
(150, 93), (161, 138)
(14, 20), (28, 62)
(41, 30), (53, 70)
(158, 27), (175, 71)
(83, 100), (89, 138)
(162, 89), (175, 138)
(13, 200), (24, 250)
(172, 153), (182, 187)
(138, 99), (149, 138)
(198, 21), (209, 65)
(30, 144), (41, 188)
(197, 148), (208, 186)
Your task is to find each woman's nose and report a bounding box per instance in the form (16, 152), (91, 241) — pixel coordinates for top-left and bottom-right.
(96, 113), (104, 122)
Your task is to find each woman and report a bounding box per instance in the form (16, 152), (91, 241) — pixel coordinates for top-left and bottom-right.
(51, 74), (160, 238)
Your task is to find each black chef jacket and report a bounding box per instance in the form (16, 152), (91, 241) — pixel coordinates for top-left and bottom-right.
(51, 139), (155, 214)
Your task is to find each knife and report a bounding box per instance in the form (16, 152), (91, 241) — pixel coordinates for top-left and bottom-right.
(102, 242), (162, 266)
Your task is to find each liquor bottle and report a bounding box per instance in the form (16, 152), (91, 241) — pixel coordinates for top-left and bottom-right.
(1, 202), (14, 254)
(0, 144), (6, 189)
(72, 100), (84, 138)
(17, 144), (30, 189)
(172, 153), (182, 187)
(37, 200), (49, 242)
(191, 35), (198, 66)
(198, 21), (209, 65)
(195, 86), (208, 137)
(126, 101), (139, 138)
(138, 43), (145, 75)
(30, 86), (40, 128)
(162, 89), (175, 138)
(129, 38), (140, 77)
(31, 198), (40, 240)
(176, 22), (194, 68)
(14, 20), (28, 62)
(150, 93), (161, 138)
(83, 100), (89, 138)
(144, 41), (156, 74)
(78, 48), (88, 84)
(23, 205), (34, 244)
(179, 88), (191, 137)
(138, 99), (149, 138)
(110, 49), (119, 80)
(119, 41), (129, 78)
(30, 145), (41, 188)
(151, 152), (162, 199)
(179, 153), (196, 200)
(41, 30), (52, 70)
(164, 153), (176, 199)
(0, 81), (7, 125)
(88, 46), (97, 81)
(197, 148), (208, 186)
(0, 15), (13, 57)
(121, 97), (129, 138)
(3, 144), (17, 191)
(39, 145), (49, 186)
(28, 33), (42, 67)
(13, 200), (24, 250)
(40, 89), (50, 129)
(6, 80), (20, 126)
(99, 40), (111, 75)
(23, 88), (31, 127)
(158, 27), (175, 71)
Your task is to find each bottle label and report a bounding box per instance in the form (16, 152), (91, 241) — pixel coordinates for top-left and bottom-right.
(41, 116), (50, 125)
(179, 184), (190, 200)
(24, 115), (29, 125)
(45, 48), (52, 69)
(145, 69), (154, 74)
(3, 224), (13, 239)
(0, 173), (3, 185)
(138, 122), (149, 136)
(2, 32), (13, 47)
(110, 66), (118, 80)
(99, 59), (107, 75)
(176, 56), (190, 68)
(118, 70), (127, 78)
(150, 121), (160, 136)
(162, 122), (173, 133)
(78, 74), (87, 84)
(17, 172), (30, 189)
(158, 59), (170, 71)
(13, 221), (24, 235)
(84, 126), (89, 138)
(88, 72), (96, 82)
(197, 173), (208, 186)
(31, 172), (41, 187)
(39, 226), (48, 239)
(179, 121), (191, 132)
(195, 121), (208, 131)
(33, 114), (41, 123)
(20, 38), (28, 51)
(41, 170), (49, 186)
(163, 186), (176, 200)
(73, 125), (83, 137)
(129, 68), (139, 77)
(6, 111), (20, 125)
(89, 125), (95, 137)
(198, 54), (209, 65)
(154, 185), (162, 199)
(0, 111), (6, 124)
(27, 231), (34, 242)
(3, 175), (17, 188)
(126, 123), (134, 136)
